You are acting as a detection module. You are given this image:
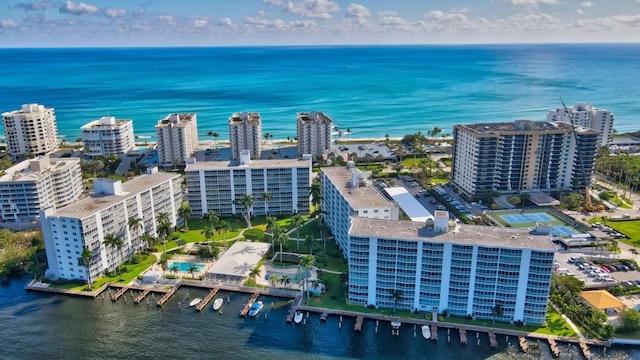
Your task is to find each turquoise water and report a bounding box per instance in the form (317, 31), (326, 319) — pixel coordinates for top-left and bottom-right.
(168, 262), (204, 272)
(1, 45), (639, 142)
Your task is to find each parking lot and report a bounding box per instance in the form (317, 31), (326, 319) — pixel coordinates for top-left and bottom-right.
(554, 251), (640, 288)
(332, 142), (396, 160)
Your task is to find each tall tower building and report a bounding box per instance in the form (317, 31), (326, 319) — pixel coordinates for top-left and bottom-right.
(450, 120), (599, 199)
(155, 113), (198, 167)
(2, 104), (60, 160)
(81, 116), (135, 159)
(229, 112), (261, 160)
(297, 111), (333, 157)
(547, 102), (614, 147)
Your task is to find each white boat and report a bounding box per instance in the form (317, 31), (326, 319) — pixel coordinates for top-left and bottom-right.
(189, 298), (202, 307)
(213, 298), (223, 311)
(248, 301), (264, 317)
(294, 311), (303, 324)
(421, 325), (431, 340)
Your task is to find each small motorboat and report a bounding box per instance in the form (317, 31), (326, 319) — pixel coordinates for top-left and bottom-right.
(189, 298), (202, 307)
(213, 298), (223, 311)
(294, 311), (303, 324)
(248, 301), (264, 317)
(421, 325), (431, 340)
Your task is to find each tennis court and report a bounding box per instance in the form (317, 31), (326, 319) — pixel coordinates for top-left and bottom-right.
(500, 212), (555, 224)
(551, 226), (577, 236)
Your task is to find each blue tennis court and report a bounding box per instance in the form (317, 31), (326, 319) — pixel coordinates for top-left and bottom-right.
(500, 212), (555, 224)
(551, 226), (576, 236)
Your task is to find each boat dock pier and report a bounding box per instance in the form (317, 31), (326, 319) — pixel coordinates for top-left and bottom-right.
(519, 337), (529, 353)
(430, 324), (438, 341)
(548, 338), (560, 357)
(579, 339), (592, 359)
(320, 310), (329, 322)
(240, 292), (260, 317)
(286, 295), (303, 323)
(157, 284), (181, 307)
(488, 330), (497, 348)
(133, 289), (151, 304)
(110, 286), (128, 301)
(196, 287), (220, 312)
(354, 315), (364, 331)
(459, 328), (467, 345)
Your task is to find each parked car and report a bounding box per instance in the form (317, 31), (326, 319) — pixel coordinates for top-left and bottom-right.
(568, 257), (580, 263)
(600, 266), (610, 273)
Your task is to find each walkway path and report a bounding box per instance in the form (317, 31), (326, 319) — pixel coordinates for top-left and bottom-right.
(551, 304), (585, 339)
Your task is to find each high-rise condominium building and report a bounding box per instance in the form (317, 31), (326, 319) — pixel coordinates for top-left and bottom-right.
(2, 104), (60, 160)
(320, 165), (399, 257)
(450, 120), (599, 200)
(547, 102), (614, 147)
(186, 150), (311, 218)
(348, 212), (555, 325)
(81, 116), (136, 159)
(40, 169), (182, 281)
(229, 112), (262, 160)
(0, 156), (83, 222)
(297, 111), (333, 157)
(155, 113), (199, 167)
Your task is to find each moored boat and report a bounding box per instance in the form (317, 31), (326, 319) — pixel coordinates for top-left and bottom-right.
(248, 301), (264, 317)
(294, 311), (303, 324)
(189, 298), (202, 307)
(213, 298), (223, 311)
(421, 325), (431, 339)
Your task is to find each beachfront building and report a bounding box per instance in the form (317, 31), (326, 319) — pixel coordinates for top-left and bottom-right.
(320, 164), (399, 257)
(450, 120), (599, 200)
(185, 150), (311, 218)
(81, 116), (135, 159)
(229, 112), (262, 160)
(2, 103), (60, 160)
(155, 113), (199, 168)
(40, 169), (182, 281)
(0, 156), (83, 222)
(296, 111), (333, 157)
(348, 211), (555, 325)
(547, 102), (615, 147)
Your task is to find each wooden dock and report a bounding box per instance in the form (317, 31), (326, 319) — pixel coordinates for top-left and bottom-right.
(320, 310), (329, 322)
(156, 283), (181, 307)
(430, 324), (438, 341)
(488, 330), (497, 348)
(459, 328), (467, 345)
(286, 295), (302, 322)
(110, 286), (128, 302)
(196, 287), (220, 312)
(579, 339), (592, 359)
(518, 337), (528, 353)
(354, 315), (364, 331)
(240, 292), (260, 317)
(133, 289), (151, 304)
(548, 338), (560, 357)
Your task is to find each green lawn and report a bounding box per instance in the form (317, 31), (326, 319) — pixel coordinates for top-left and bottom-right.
(402, 158), (438, 169)
(440, 158), (452, 167)
(534, 307), (578, 337)
(50, 253), (157, 291)
(612, 220), (640, 247)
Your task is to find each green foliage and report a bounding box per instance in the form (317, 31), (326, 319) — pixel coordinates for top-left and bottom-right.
(0, 229), (44, 277)
(244, 228), (265, 241)
(619, 308), (640, 331)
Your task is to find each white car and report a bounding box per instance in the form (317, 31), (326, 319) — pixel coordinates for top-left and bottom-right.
(568, 257), (580, 263)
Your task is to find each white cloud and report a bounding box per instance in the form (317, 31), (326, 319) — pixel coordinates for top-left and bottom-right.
(258, 10), (269, 17)
(580, 1), (594, 7)
(576, 9), (585, 14)
(449, 7), (472, 14)
(218, 17), (234, 27)
(104, 8), (127, 18)
(511, 0), (558, 5)
(59, 0), (100, 16)
(423, 11), (478, 32)
(14, 1), (52, 11)
(345, 4), (370, 24)
(244, 16), (287, 29)
(281, 0), (340, 19)
(157, 15), (175, 24)
(194, 19), (208, 28)
(0, 19), (18, 28)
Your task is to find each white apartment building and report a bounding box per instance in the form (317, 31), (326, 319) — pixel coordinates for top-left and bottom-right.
(40, 169), (182, 281)
(155, 113), (199, 167)
(81, 116), (135, 158)
(451, 120), (599, 200)
(0, 156), (83, 222)
(320, 165), (399, 257)
(229, 112), (262, 160)
(186, 150), (311, 218)
(2, 104), (60, 160)
(348, 212), (555, 325)
(547, 102), (615, 147)
(297, 111), (333, 157)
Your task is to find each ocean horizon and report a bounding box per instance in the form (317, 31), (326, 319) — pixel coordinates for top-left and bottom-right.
(1, 44), (639, 141)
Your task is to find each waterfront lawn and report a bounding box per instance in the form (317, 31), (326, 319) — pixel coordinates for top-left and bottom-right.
(443, 315), (540, 333)
(613, 220), (640, 248)
(535, 308), (578, 337)
(50, 254), (157, 291)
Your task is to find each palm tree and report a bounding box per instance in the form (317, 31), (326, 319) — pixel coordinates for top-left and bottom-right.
(238, 194), (255, 227)
(261, 191), (272, 217)
(310, 178), (322, 208)
(157, 220), (173, 254)
(159, 255), (169, 275)
(280, 274), (291, 288)
(212, 132), (219, 149)
(171, 265), (179, 279)
(298, 255), (315, 299)
(140, 233), (156, 250)
(269, 273), (280, 287)
(299, 254), (315, 269)
(204, 210), (219, 228)
(178, 202), (192, 230)
(248, 267), (261, 283)
(272, 224), (289, 264)
(215, 220), (231, 248)
(77, 247), (93, 290)
(304, 235), (315, 255)
(265, 216), (278, 235)
(492, 303), (504, 326)
(128, 216), (143, 236)
(345, 128), (352, 142)
(264, 132), (271, 144)
(201, 225), (214, 244)
(290, 214), (304, 251)
(188, 264), (198, 279)
(390, 289), (402, 314)
(103, 233), (124, 279)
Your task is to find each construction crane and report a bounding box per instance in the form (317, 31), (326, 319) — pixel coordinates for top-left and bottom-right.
(560, 97), (594, 212)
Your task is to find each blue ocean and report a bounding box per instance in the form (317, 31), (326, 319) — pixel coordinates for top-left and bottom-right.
(1, 44), (639, 141)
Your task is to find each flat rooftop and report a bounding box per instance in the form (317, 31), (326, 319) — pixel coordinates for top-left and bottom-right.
(156, 113), (196, 127)
(322, 167), (396, 210)
(384, 187), (433, 222)
(207, 241), (271, 278)
(0, 157), (79, 182)
(297, 111), (332, 123)
(457, 120), (598, 136)
(53, 171), (180, 219)
(185, 158), (311, 171)
(349, 217), (556, 251)
(229, 112), (261, 124)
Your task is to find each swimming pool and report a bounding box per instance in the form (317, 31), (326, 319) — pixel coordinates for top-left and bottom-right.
(168, 262), (205, 272)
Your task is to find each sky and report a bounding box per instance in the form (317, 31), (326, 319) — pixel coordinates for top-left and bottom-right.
(0, 0), (639, 47)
